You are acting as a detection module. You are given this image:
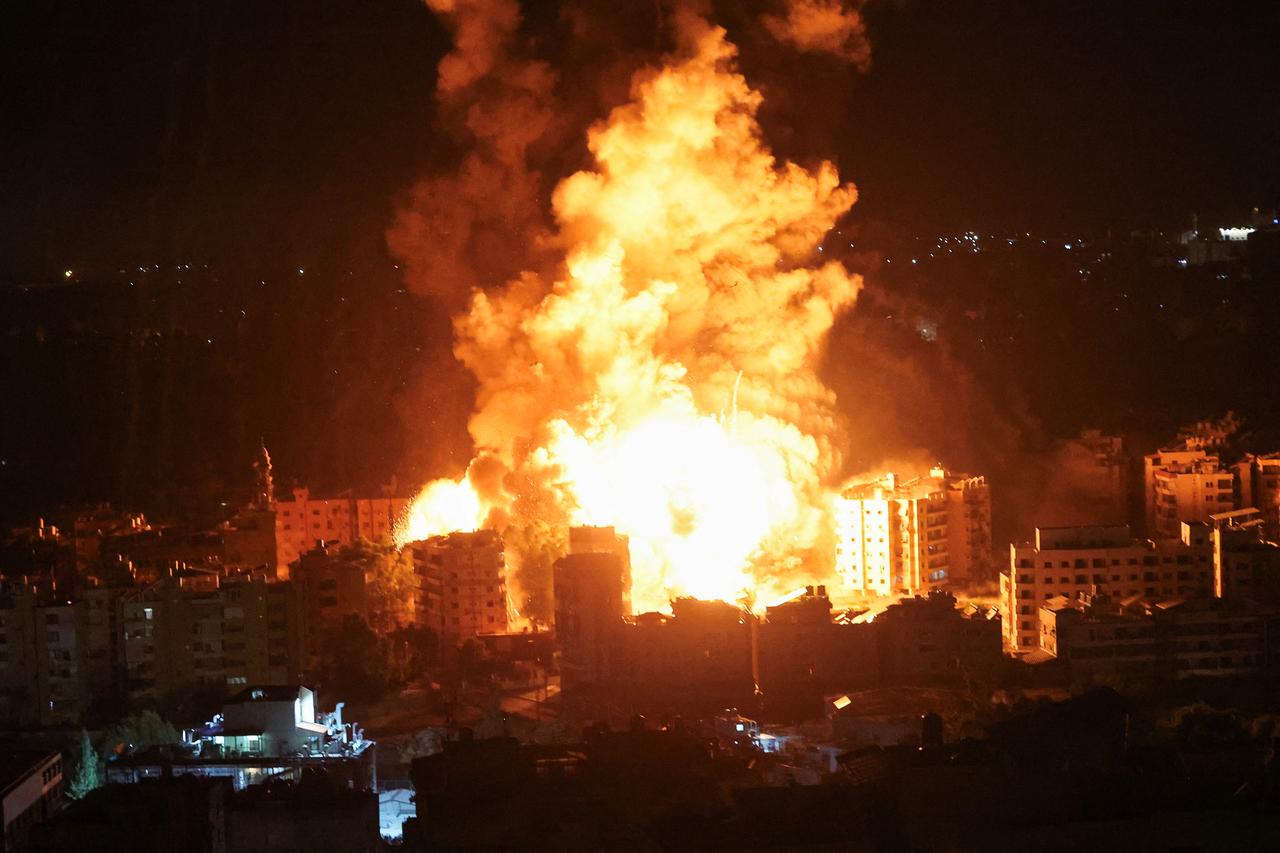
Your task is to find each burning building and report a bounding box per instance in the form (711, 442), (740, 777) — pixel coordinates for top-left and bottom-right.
(834, 468), (992, 596)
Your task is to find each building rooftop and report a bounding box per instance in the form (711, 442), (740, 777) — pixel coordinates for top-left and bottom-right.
(0, 750), (58, 800)
(228, 685), (307, 704)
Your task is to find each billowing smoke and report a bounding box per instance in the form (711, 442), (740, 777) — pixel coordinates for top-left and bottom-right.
(392, 1), (871, 618)
(763, 0), (871, 68)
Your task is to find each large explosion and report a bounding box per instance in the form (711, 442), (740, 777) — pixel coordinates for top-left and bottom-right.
(395, 3), (865, 615)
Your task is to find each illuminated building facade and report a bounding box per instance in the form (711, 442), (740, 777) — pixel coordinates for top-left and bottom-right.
(107, 685), (375, 792)
(409, 530), (508, 644)
(835, 468), (991, 595)
(1001, 524), (1213, 651)
(274, 487), (409, 573)
(1209, 508), (1280, 603)
(1143, 446), (1242, 539)
(1237, 452), (1280, 540)
(0, 751), (64, 851)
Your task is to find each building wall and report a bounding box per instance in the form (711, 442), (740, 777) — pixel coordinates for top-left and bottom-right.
(1002, 525), (1213, 651)
(274, 489), (408, 574)
(1, 752), (63, 852)
(0, 589), (90, 726)
(1040, 597), (1277, 682)
(836, 470), (987, 595)
(410, 531), (508, 645)
(290, 545), (367, 663)
(121, 575), (306, 705)
(554, 551), (625, 692)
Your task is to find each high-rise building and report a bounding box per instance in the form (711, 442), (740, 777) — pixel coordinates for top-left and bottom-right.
(409, 530), (508, 645)
(120, 572), (306, 705)
(274, 487), (409, 573)
(567, 526), (632, 615)
(290, 543), (369, 663)
(553, 528), (631, 692)
(1001, 524), (1214, 651)
(834, 468), (991, 595)
(0, 583), (88, 726)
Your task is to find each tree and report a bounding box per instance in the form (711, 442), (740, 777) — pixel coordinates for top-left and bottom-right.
(315, 614), (396, 702)
(66, 728), (101, 800)
(100, 710), (180, 757)
(343, 538), (416, 634)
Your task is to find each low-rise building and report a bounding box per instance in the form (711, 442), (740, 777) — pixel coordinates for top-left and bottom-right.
(1037, 593), (1280, 683)
(107, 686), (375, 793)
(1, 750), (63, 852)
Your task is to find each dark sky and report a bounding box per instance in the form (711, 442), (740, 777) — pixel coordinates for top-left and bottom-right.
(2, 0), (1278, 278)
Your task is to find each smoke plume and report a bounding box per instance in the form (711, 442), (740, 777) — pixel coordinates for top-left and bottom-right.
(393, 1), (870, 617)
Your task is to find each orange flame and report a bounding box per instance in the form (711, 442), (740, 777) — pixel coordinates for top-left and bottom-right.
(396, 11), (861, 614)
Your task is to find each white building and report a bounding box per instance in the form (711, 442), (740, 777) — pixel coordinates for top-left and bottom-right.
(835, 468), (991, 595)
(1000, 524), (1214, 651)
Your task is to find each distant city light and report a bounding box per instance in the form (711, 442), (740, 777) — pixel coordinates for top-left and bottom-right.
(63, 269), (72, 279)
(1218, 227), (1255, 241)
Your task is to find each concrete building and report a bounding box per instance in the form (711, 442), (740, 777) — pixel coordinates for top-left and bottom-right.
(756, 586), (876, 718)
(71, 506), (148, 572)
(1209, 508), (1280, 603)
(1237, 452), (1280, 540)
(290, 543), (368, 661)
(1, 751), (63, 852)
(1001, 524), (1214, 651)
(30, 775), (227, 853)
(274, 488), (408, 574)
(108, 686), (374, 793)
(228, 777), (380, 853)
(1144, 446), (1241, 539)
(0, 586), (88, 727)
(835, 468), (991, 596)
(875, 592), (1002, 686)
(567, 526), (632, 614)
(553, 543), (628, 694)
(409, 530), (508, 645)
(613, 598), (759, 715)
(120, 572), (306, 706)
(1038, 593), (1280, 683)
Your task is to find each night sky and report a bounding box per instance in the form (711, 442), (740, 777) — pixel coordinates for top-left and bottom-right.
(2, 1), (1279, 526)
(3, 1), (1277, 278)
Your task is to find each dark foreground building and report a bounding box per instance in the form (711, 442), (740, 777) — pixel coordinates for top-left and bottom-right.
(30, 771), (379, 853)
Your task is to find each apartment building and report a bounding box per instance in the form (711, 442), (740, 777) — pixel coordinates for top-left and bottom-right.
(1001, 524), (1213, 651)
(835, 468), (991, 595)
(274, 487), (409, 573)
(409, 530), (508, 645)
